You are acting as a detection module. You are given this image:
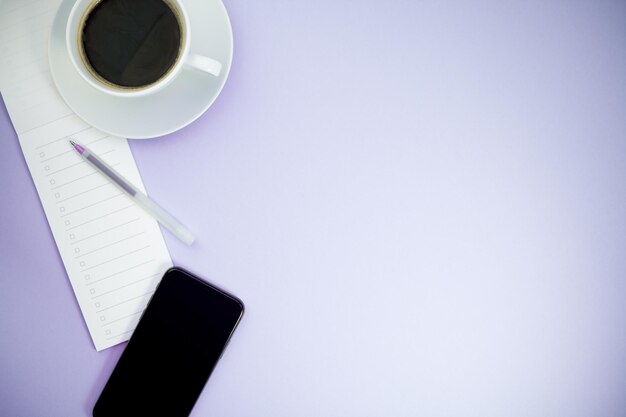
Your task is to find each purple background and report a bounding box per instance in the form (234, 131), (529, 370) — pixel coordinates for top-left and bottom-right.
(2, 1), (626, 416)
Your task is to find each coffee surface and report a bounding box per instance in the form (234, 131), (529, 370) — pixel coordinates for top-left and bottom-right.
(81, 0), (182, 88)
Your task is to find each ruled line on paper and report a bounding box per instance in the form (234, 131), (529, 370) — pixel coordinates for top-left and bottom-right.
(60, 193), (125, 217)
(0, 8), (56, 33)
(2, 26), (46, 43)
(41, 135), (109, 160)
(91, 272), (160, 296)
(46, 149), (115, 176)
(56, 183), (111, 204)
(45, 158), (87, 176)
(0, 40), (46, 59)
(102, 310), (145, 327)
(19, 112), (74, 134)
(51, 164), (120, 190)
(65, 204), (135, 231)
(6, 54), (46, 70)
(96, 291), (155, 313)
(18, 92), (61, 113)
(2, 70), (51, 93)
(106, 329), (134, 340)
(75, 232), (146, 259)
(81, 246), (152, 272)
(36, 126), (93, 149)
(1, 79), (49, 100)
(2, 0), (47, 15)
(70, 218), (141, 243)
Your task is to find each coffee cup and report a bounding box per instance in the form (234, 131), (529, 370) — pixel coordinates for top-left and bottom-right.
(66, 0), (222, 97)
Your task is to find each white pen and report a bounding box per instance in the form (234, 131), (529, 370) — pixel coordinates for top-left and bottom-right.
(70, 140), (195, 246)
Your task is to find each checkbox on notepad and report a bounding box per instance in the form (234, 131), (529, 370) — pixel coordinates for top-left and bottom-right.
(90, 289), (95, 294)
(100, 316), (105, 321)
(95, 302), (101, 308)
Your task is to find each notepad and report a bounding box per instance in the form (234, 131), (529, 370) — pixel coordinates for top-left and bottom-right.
(0, 0), (173, 351)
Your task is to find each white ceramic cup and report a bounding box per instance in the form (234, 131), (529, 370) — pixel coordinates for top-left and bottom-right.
(66, 0), (222, 97)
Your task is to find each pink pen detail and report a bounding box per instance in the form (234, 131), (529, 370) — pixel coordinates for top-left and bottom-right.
(69, 139), (85, 154)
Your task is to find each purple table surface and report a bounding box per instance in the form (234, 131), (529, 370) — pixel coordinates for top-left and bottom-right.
(2, 1), (626, 416)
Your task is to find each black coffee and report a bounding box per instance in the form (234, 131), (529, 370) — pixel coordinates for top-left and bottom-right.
(80, 0), (182, 88)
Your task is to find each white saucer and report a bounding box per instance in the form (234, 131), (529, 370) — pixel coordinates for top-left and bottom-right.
(49, 0), (233, 139)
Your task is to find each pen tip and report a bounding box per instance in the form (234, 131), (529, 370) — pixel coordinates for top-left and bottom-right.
(69, 139), (85, 154)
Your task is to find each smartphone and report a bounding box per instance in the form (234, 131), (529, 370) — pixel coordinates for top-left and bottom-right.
(93, 266), (244, 417)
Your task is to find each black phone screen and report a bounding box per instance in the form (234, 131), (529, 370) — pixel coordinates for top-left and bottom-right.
(93, 267), (244, 417)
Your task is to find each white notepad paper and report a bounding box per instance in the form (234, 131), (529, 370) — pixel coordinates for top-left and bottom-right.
(0, 0), (173, 351)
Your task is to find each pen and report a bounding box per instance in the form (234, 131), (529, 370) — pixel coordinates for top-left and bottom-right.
(70, 140), (195, 246)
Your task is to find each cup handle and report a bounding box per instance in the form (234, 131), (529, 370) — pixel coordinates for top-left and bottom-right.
(183, 54), (222, 76)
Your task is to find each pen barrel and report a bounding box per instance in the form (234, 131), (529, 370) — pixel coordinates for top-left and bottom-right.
(83, 149), (139, 197)
(134, 193), (195, 245)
